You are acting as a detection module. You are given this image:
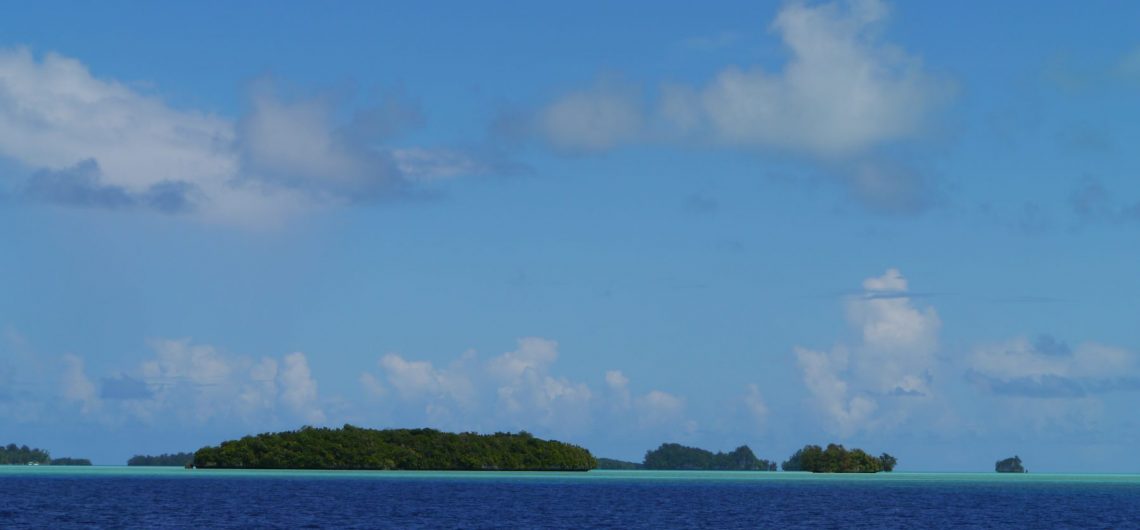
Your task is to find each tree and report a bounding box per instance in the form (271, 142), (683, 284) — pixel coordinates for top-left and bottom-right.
(191, 425), (597, 471)
(878, 453), (897, 472)
(782, 444), (891, 473)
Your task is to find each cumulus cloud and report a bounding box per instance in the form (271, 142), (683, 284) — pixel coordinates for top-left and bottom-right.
(531, 0), (951, 212)
(278, 352), (324, 423)
(535, 81), (644, 153)
(51, 339), (328, 426)
(0, 48), (503, 226)
(968, 336), (1140, 398)
(795, 346), (876, 436)
(604, 369), (632, 409)
(666, 0), (946, 157)
(379, 352), (474, 404)
(795, 268), (939, 436)
(487, 338), (592, 431)
(361, 338), (689, 436)
(635, 389), (685, 427)
(846, 268), (940, 396)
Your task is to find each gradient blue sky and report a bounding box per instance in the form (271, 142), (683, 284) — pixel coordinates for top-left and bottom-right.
(3, 0), (1140, 470)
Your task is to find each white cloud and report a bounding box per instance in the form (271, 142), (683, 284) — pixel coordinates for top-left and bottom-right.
(83, 339), (328, 425)
(743, 383), (769, 426)
(364, 338), (690, 436)
(795, 346), (875, 436)
(529, 1), (950, 212)
(635, 389), (685, 427)
(536, 82), (644, 153)
(846, 268), (940, 395)
(0, 48), (236, 190)
(0, 48), (502, 226)
(795, 268), (939, 436)
(666, 0), (947, 157)
(358, 372), (386, 399)
(487, 337), (559, 379)
(238, 357), (278, 412)
(968, 337), (1139, 398)
(604, 369), (629, 389)
(60, 354), (99, 414)
(278, 352), (324, 424)
(535, 1), (948, 159)
(604, 369), (632, 410)
(392, 147), (506, 182)
(488, 338), (592, 431)
(379, 353), (474, 402)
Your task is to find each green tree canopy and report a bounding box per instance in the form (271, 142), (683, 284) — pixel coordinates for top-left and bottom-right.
(192, 425), (597, 471)
(1, 443), (50, 465)
(643, 443), (776, 471)
(781, 444), (894, 473)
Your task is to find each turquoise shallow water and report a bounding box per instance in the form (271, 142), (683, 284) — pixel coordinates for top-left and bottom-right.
(3, 467), (1140, 528)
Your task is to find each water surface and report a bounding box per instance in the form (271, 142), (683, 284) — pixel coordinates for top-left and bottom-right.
(2, 467), (1137, 528)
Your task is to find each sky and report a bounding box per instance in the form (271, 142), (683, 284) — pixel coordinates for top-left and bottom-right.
(2, 0), (1140, 471)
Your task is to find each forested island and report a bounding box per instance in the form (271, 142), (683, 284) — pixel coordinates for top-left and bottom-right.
(191, 425), (596, 471)
(1, 444), (49, 465)
(781, 444), (896, 473)
(1, 443), (90, 465)
(995, 456), (1026, 473)
(596, 457), (643, 470)
(49, 457), (92, 466)
(641, 443), (777, 471)
(128, 452), (194, 466)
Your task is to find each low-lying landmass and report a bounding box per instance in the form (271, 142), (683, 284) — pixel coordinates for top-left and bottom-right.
(128, 452), (195, 467)
(596, 457), (643, 470)
(995, 456), (1026, 473)
(2, 443), (91, 466)
(49, 457), (92, 466)
(1, 443), (50, 465)
(191, 425), (596, 471)
(781, 444), (896, 473)
(642, 443), (777, 471)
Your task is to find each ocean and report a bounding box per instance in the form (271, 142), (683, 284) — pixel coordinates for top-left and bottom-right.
(2, 467), (1138, 528)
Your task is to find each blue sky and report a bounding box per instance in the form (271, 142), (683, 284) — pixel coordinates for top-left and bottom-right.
(3, 0), (1140, 470)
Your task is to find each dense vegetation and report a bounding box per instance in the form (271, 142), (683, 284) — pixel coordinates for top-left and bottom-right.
(128, 452), (194, 466)
(1, 443), (50, 465)
(995, 456), (1026, 473)
(781, 444), (896, 473)
(643, 443), (776, 471)
(596, 457), (643, 470)
(1, 443), (90, 466)
(49, 457), (92, 466)
(192, 425), (596, 471)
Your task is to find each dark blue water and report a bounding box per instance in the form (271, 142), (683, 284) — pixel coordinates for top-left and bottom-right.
(2, 470), (1139, 528)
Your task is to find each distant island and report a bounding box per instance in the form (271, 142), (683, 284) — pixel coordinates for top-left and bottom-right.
(128, 452), (194, 467)
(2, 443), (91, 466)
(191, 425), (596, 471)
(49, 457), (92, 466)
(640, 443), (776, 471)
(1, 443), (50, 465)
(781, 444), (896, 473)
(596, 457), (643, 470)
(995, 456), (1026, 473)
